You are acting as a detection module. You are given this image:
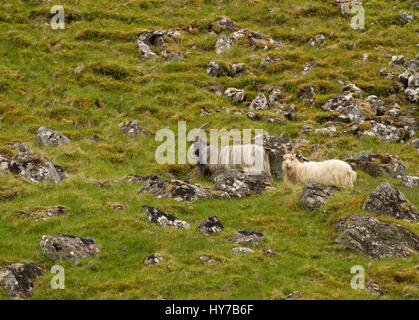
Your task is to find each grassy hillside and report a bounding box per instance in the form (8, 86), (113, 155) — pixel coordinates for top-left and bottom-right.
(0, 0), (418, 299)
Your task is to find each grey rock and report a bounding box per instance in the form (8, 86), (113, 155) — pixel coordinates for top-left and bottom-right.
(137, 40), (158, 60)
(342, 152), (406, 178)
(308, 34), (325, 47)
(286, 291), (302, 300)
(362, 120), (405, 142)
(142, 205), (190, 229)
(232, 231), (264, 246)
(299, 84), (316, 105)
(197, 216), (224, 235)
(224, 88), (245, 102)
(119, 120), (148, 136)
(0, 264), (44, 299)
(230, 247), (254, 253)
(402, 176), (419, 188)
(301, 182), (339, 210)
(249, 93), (268, 110)
(199, 255), (220, 264)
(145, 254), (164, 265)
(362, 182), (418, 222)
(262, 248), (280, 258)
(37, 127), (70, 146)
(400, 11), (415, 24)
(365, 281), (383, 296)
(215, 35), (232, 54)
(301, 61), (318, 74)
(40, 234), (100, 262)
(335, 215), (419, 258)
(21, 205), (66, 222)
(259, 56), (281, 68)
(136, 29), (166, 46)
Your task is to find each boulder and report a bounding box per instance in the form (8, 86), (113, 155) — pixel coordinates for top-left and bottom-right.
(37, 127), (70, 146)
(136, 29), (165, 46)
(215, 35), (232, 54)
(335, 215), (419, 258)
(142, 205), (190, 229)
(402, 176), (419, 189)
(40, 234), (100, 262)
(230, 247), (254, 254)
(137, 40), (158, 60)
(197, 216), (224, 235)
(361, 120), (405, 142)
(249, 93), (268, 110)
(300, 182), (339, 210)
(0, 264), (44, 299)
(232, 231), (264, 246)
(211, 170), (273, 198)
(210, 17), (236, 33)
(223, 87), (245, 102)
(342, 152), (406, 178)
(206, 60), (229, 77)
(362, 182), (418, 222)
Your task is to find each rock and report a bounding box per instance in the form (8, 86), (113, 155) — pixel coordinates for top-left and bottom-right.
(142, 205), (190, 229)
(211, 170), (273, 198)
(249, 93), (268, 110)
(0, 264), (44, 299)
(308, 34), (325, 47)
(390, 55), (405, 67)
(335, 215), (419, 259)
(268, 86), (283, 106)
(138, 178), (213, 202)
(108, 202), (125, 210)
(206, 60), (229, 77)
(299, 125), (313, 134)
(162, 51), (184, 61)
(137, 40), (158, 60)
(246, 112), (286, 125)
(408, 138), (419, 148)
(365, 281), (383, 296)
(144, 254), (164, 265)
(37, 127), (70, 146)
(200, 108), (210, 117)
(362, 182), (418, 222)
(300, 182), (339, 210)
(314, 125), (338, 136)
(197, 216), (224, 235)
(230, 63), (247, 76)
(136, 29), (166, 46)
(0, 145), (67, 183)
(286, 291), (301, 300)
(211, 17), (236, 32)
(301, 61), (318, 74)
(385, 107), (400, 117)
(230, 247), (254, 254)
(362, 120), (405, 143)
(199, 255), (220, 264)
(402, 176), (419, 189)
(215, 35), (232, 54)
(119, 120), (148, 136)
(259, 56), (281, 68)
(342, 152), (406, 178)
(299, 84), (316, 106)
(40, 234), (100, 262)
(400, 11), (415, 24)
(405, 74), (419, 103)
(223, 88), (245, 102)
(230, 29), (247, 41)
(126, 174), (160, 183)
(262, 248), (280, 257)
(321, 92), (354, 112)
(232, 231), (263, 247)
(21, 205), (66, 222)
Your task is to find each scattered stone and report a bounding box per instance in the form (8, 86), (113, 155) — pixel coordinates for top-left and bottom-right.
(108, 202), (125, 210)
(119, 120), (148, 136)
(277, 104), (297, 121)
(126, 174), (160, 183)
(268, 86), (284, 106)
(308, 34), (325, 47)
(259, 56), (281, 68)
(21, 206), (66, 222)
(144, 254), (164, 265)
(362, 182), (418, 222)
(300, 182), (339, 210)
(365, 281), (383, 296)
(207, 60), (247, 77)
(137, 40), (158, 60)
(232, 231), (264, 247)
(301, 61), (318, 74)
(197, 216), (224, 235)
(342, 152), (406, 178)
(223, 88), (245, 102)
(199, 255), (220, 264)
(136, 29), (166, 46)
(0, 145), (67, 183)
(0, 264), (44, 299)
(408, 138), (419, 148)
(138, 178), (213, 202)
(299, 125), (313, 134)
(211, 17), (236, 33)
(246, 112), (286, 125)
(230, 247), (254, 254)
(142, 205), (190, 229)
(40, 234), (100, 262)
(286, 291), (301, 300)
(215, 35), (232, 54)
(400, 11), (415, 25)
(402, 176), (419, 189)
(249, 93), (268, 110)
(405, 74), (419, 103)
(335, 215), (419, 259)
(390, 55), (405, 67)
(37, 127), (70, 147)
(211, 170), (273, 198)
(262, 248), (280, 258)
(299, 84), (316, 105)
(91, 134), (100, 142)
(362, 120), (406, 143)
(230, 29), (247, 41)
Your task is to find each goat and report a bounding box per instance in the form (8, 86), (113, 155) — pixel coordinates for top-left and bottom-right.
(191, 124), (270, 177)
(281, 144), (357, 187)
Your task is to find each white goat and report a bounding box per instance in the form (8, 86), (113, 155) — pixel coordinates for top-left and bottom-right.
(281, 148), (357, 187)
(192, 138), (270, 177)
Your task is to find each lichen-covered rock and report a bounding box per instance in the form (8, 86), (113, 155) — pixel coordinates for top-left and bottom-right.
(301, 61), (318, 74)
(119, 120), (148, 136)
(142, 205), (190, 229)
(126, 174), (160, 183)
(230, 247), (254, 254)
(0, 263), (44, 299)
(299, 84), (316, 106)
(144, 254), (164, 265)
(399, 11), (415, 24)
(199, 255), (220, 264)
(232, 231), (264, 246)
(300, 182), (339, 210)
(40, 234), (100, 262)
(21, 205), (66, 222)
(0, 145), (66, 183)
(308, 34), (325, 47)
(137, 40), (158, 60)
(249, 93), (268, 110)
(259, 56), (281, 68)
(136, 29), (165, 46)
(224, 87), (245, 102)
(215, 35), (232, 54)
(335, 215), (419, 258)
(37, 127), (70, 147)
(138, 178), (212, 202)
(206, 60), (229, 77)
(211, 170), (273, 198)
(362, 120), (406, 143)
(210, 17), (236, 33)
(342, 152), (406, 178)
(365, 281), (383, 296)
(263, 248), (280, 258)
(362, 182), (418, 222)
(402, 176), (419, 189)
(197, 216), (224, 235)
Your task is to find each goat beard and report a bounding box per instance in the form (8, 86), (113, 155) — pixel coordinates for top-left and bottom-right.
(283, 165), (298, 184)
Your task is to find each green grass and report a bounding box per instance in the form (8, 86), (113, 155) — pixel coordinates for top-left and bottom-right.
(0, 0), (418, 300)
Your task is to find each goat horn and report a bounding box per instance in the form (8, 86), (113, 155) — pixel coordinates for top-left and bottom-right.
(199, 122), (211, 130)
(291, 143), (306, 154)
